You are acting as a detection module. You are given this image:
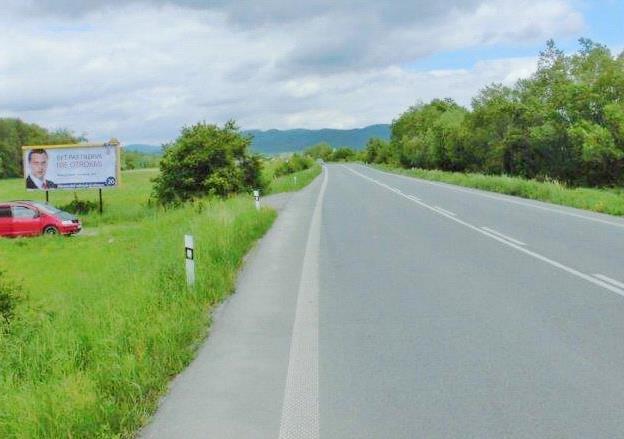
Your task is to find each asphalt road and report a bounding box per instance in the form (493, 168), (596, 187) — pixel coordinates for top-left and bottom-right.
(143, 163), (624, 438)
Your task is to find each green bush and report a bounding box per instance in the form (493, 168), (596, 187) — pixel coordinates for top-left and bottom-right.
(0, 270), (21, 327)
(274, 154), (314, 177)
(59, 194), (99, 214)
(152, 121), (264, 204)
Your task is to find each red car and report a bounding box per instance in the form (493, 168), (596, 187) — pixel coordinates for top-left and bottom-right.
(0, 201), (81, 237)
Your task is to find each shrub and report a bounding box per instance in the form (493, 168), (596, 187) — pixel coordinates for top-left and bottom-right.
(274, 154), (314, 177)
(152, 121), (264, 204)
(59, 194), (99, 214)
(0, 270), (21, 327)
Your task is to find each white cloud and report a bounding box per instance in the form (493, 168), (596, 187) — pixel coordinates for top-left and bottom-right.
(0, 1), (584, 143)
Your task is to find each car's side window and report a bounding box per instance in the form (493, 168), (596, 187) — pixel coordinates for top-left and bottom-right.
(12, 206), (37, 219)
(0, 206), (12, 218)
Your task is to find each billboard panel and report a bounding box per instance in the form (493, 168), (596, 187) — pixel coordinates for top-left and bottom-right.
(22, 141), (120, 190)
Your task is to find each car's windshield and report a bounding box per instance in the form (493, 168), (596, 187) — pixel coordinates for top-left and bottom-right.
(28, 202), (62, 215)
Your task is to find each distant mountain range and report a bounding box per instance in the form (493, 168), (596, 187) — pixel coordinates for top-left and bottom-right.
(124, 124), (390, 156)
(245, 124), (390, 154)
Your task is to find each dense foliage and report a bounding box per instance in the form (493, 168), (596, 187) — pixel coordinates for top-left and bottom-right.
(152, 121), (263, 204)
(303, 142), (365, 162)
(273, 154), (315, 177)
(369, 39), (624, 187)
(0, 118), (81, 178)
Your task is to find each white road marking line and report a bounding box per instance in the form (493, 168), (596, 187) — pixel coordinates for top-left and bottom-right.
(363, 165), (624, 230)
(407, 195), (421, 201)
(342, 165), (624, 298)
(481, 227), (527, 246)
(593, 274), (624, 290)
(433, 206), (456, 217)
(278, 168), (326, 439)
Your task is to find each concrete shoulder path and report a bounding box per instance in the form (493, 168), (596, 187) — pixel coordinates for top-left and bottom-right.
(141, 173), (324, 439)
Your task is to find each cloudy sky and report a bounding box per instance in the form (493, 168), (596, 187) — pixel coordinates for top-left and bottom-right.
(1, 0), (623, 144)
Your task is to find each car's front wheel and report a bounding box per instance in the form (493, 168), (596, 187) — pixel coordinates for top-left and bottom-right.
(43, 226), (59, 235)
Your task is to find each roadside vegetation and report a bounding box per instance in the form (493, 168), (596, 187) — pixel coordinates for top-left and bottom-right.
(374, 164), (624, 216)
(359, 39), (624, 215)
(0, 121), (321, 438)
(364, 40), (624, 188)
(263, 154), (322, 194)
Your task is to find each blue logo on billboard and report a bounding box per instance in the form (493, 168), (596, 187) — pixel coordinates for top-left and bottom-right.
(105, 177), (116, 186)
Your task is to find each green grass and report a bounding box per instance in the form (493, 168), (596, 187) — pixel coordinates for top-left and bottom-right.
(0, 163), (319, 438)
(265, 164), (322, 194)
(373, 164), (624, 216)
(0, 169), (161, 227)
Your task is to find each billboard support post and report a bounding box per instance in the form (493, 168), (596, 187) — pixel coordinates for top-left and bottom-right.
(45, 191), (49, 204)
(99, 189), (103, 214)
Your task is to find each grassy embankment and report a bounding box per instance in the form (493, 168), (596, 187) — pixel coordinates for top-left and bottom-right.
(373, 164), (624, 216)
(0, 164), (319, 437)
(264, 161), (322, 194)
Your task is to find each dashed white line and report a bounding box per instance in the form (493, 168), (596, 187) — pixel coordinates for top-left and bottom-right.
(593, 274), (624, 291)
(481, 227), (527, 246)
(365, 165), (624, 230)
(342, 165), (624, 298)
(433, 206), (456, 217)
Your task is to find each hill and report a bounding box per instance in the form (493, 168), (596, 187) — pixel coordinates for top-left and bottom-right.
(246, 124), (390, 154)
(124, 144), (163, 155)
(124, 124), (391, 156)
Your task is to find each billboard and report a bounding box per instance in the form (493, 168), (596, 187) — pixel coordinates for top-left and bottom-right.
(22, 141), (121, 190)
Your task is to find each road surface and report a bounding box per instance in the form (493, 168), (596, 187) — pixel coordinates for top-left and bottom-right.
(142, 163), (624, 438)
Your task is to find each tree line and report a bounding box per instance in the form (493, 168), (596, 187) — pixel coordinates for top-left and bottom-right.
(0, 118), (81, 178)
(365, 39), (624, 187)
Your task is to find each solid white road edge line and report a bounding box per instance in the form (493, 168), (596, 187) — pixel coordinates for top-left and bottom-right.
(278, 166), (327, 439)
(342, 165), (624, 298)
(593, 274), (624, 290)
(364, 165), (624, 230)
(481, 227), (527, 246)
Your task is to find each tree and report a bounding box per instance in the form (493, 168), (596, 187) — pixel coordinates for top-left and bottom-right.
(152, 121), (263, 204)
(0, 119), (80, 178)
(304, 142), (333, 161)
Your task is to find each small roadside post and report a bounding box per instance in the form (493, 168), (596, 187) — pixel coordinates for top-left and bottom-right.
(294, 175), (298, 185)
(184, 234), (195, 287)
(253, 189), (260, 211)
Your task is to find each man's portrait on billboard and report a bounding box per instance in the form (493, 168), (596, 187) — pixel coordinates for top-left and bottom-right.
(26, 148), (57, 190)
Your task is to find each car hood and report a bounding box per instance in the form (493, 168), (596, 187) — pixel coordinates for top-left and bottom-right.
(56, 211), (78, 221)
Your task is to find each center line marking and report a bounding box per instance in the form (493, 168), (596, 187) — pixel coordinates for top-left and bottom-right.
(433, 206), (456, 217)
(593, 274), (624, 290)
(481, 227), (526, 246)
(342, 165), (624, 298)
(366, 165), (624, 230)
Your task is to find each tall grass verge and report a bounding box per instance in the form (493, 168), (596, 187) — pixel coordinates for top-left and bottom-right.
(0, 197), (275, 437)
(373, 164), (624, 216)
(265, 164), (321, 194)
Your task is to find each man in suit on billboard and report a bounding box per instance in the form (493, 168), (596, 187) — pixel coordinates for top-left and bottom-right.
(26, 149), (57, 190)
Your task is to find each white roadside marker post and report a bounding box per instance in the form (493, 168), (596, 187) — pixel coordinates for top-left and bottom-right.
(184, 234), (195, 287)
(294, 175), (298, 185)
(253, 189), (260, 211)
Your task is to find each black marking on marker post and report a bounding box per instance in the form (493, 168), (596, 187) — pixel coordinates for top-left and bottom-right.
(185, 247), (194, 260)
